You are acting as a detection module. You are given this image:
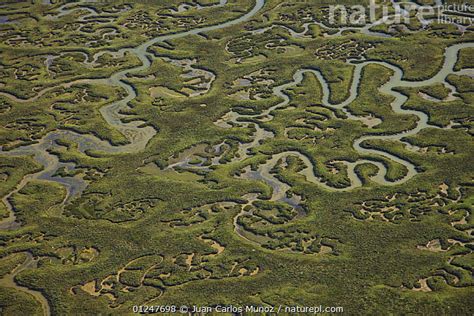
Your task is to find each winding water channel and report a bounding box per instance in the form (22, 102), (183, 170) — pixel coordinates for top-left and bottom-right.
(219, 42), (474, 192)
(0, 252), (50, 316)
(0, 0), (473, 313)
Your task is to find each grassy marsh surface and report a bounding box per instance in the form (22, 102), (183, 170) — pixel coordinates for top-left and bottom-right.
(0, 0), (473, 315)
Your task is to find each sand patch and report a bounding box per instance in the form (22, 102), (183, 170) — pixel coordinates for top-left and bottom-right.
(149, 86), (186, 98)
(417, 239), (445, 252)
(439, 183), (449, 195)
(413, 278), (432, 292)
(250, 267), (259, 276)
(199, 235), (225, 257)
(79, 247), (99, 262)
(319, 245), (333, 254)
(185, 253), (194, 270)
(81, 281), (100, 296)
(230, 90), (252, 100)
(358, 115), (382, 128)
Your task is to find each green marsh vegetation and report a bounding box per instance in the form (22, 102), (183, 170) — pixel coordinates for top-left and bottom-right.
(0, 0), (473, 314)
